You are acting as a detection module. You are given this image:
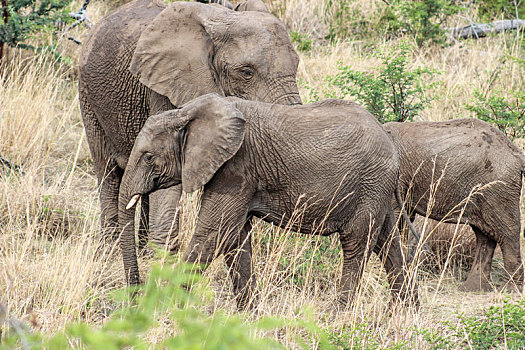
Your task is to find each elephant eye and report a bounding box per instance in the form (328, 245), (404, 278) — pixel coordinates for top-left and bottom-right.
(143, 152), (154, 164)
(239, 66), (254, 78)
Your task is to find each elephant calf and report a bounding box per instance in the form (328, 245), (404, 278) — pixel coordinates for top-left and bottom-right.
(386, 118), (525, 292)
(121, 94), (418, 309)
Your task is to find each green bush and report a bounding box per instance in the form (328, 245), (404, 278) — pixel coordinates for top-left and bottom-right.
(1, 252), (335, 349)
(466, 89), (525, 139)
(290, 30), (313, 53)
(425, 298), (525, 349)
(323, 0), (372, 42)
(476, 0), (525, 21)
(328, 45), (435, 123)
(379, 0), (460, 46)
(0, 0), (72, 60)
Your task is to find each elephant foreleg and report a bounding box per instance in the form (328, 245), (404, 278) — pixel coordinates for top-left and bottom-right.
(148, 185), (182, 253)
(98, 164), (123, 242)
(137, 194), (150, 255)
(224, 219), (257, 311)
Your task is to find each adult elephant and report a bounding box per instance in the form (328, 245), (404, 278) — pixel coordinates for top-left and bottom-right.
(78, 0), (301, 251)
(386, 118), (525, 292)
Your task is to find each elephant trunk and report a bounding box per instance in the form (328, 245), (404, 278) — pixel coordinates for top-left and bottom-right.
(275, 92), (302, 105)
(118, 168), (140, 285)
(272, 79), (302, 105)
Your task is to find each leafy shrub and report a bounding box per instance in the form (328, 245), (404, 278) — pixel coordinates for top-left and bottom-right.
(476, 0), (525, 21)
(379, 0), (460, 46)
(425, 298), (525, 349)
(290, 30), (313, 53)
(1, 253), (335, 349)
(0, 0), (72, 60)
(328, 45), (435, 123)
(323, 0), (372, 42)
(466, 89), (525, 139)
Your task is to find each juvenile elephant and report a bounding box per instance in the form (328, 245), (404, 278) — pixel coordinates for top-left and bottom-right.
(386, 118), (525, 292)
(78, 0), (301, 250)
(120, 94), (418, 309)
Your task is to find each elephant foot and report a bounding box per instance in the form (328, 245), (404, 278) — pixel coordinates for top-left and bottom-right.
(459, 276), (493, 292)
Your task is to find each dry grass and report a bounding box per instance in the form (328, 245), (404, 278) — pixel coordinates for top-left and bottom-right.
(1, 0), (525, 348)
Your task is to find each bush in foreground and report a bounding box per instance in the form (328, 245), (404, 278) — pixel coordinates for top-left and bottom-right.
(1, 253), (335, 349)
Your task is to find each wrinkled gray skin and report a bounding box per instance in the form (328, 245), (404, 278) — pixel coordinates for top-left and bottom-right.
(386, 118), (525, 292)
(78, 0), (301, 251)
(121, 94), (419, 309)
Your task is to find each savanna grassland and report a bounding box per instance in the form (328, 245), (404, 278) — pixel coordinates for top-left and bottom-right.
(1, 0), (525, 348)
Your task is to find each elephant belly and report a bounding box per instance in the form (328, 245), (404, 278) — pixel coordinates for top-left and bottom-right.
(249, 191), (347, 236)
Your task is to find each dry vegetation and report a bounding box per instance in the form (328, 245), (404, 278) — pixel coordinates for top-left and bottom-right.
(1, 0), (525, 348)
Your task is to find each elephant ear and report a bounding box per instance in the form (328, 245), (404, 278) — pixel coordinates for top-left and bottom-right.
(234, 0), (269, 12)
(130, 3), (224, 107)
(179, 94), (246, 193)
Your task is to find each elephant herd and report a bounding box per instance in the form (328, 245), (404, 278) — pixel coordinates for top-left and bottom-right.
(78, 0), (524, 310)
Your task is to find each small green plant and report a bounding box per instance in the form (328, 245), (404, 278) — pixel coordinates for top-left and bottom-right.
(1, 252), (335, 349)
(290, 31), (313, 53)
(466, 89), (525, 139)
(0, 0), (72, 61)
(379, 0), (460, 46)
(426, 298), (525, 349)
(328, 45), (435, 123)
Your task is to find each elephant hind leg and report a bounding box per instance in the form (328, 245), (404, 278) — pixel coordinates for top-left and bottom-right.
(460, 225), (496, 292)
(373, 210), (419, 308)
(338, 210), (384, 306)
(498, 234), (524, 293)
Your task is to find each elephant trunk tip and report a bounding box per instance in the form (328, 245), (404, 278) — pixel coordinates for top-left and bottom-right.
(126, 194), (141, 210)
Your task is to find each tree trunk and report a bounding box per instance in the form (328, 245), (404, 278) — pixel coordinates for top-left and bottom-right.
(447, 19), (525, 39)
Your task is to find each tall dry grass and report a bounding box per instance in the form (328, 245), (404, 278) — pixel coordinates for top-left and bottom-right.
(0, 0), (524, 347)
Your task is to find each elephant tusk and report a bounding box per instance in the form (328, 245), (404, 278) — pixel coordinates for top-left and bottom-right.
(126, 194), (141, 210)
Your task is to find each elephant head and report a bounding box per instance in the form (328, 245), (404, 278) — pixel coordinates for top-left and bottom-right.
(118, 94), (244, 284)
(129, 1), (301, 107)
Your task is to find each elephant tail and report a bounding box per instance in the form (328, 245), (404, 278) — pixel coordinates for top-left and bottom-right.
(395, 186), (421, 242)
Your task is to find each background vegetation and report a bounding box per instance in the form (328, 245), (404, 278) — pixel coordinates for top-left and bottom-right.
(1, 0), (525, 348)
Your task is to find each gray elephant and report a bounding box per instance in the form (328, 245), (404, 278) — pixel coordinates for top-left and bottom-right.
(386, 118), (525, 292)
(121, 94), (418, 309)
(78, 0), (301, 251)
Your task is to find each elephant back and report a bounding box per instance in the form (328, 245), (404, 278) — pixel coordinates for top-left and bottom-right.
(79, 0), (166, 157)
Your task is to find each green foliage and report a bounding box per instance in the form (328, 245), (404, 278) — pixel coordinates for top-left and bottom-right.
(328, 45), (435, 123)
(0, 0), (72, 55)
(466, 89), (525, 139)
(328, 323), (381, 349)
(476, 0), (525, 21)
(427, 298), (525, 349)
(1, 252), (335, 349)
(290, 30), (313, 53)
(379, 0), (460, 46)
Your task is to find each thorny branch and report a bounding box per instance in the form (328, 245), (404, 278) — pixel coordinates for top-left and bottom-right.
(65, 0), (92, 45)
